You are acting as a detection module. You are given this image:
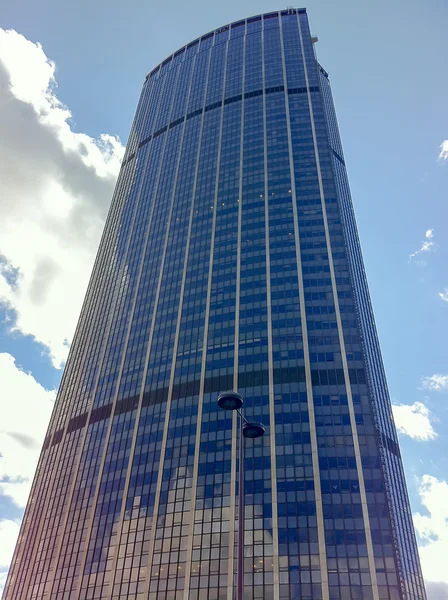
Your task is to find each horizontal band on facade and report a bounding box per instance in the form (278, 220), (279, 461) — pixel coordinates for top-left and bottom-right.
(121, 86), (320, 167)
(44, 365), (367, 451)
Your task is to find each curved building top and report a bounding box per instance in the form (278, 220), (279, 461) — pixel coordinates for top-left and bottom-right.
(146, 8), (307, 81)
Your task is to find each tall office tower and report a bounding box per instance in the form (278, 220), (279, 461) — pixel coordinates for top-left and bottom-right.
(4, 8), (426, 600)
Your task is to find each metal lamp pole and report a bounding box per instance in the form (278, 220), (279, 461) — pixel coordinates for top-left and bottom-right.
(217, 392), (266, 600)
(237, 411), (244, 600)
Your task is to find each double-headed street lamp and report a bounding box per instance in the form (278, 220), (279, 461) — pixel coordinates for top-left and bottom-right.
(217, 391), (266, 600)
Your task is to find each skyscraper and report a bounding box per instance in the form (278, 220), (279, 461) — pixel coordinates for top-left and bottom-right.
(3, 8), (426, 600)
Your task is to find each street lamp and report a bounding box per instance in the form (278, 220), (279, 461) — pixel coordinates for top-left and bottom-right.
(217, 391), (266, 600)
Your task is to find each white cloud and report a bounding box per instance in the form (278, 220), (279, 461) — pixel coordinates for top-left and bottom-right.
(0, 519), (21, 596)
(414, 475), (448, 586)
(0, 572), (6, 596)
(0, 353), (55, 508)
(439, 289), (448, 302)
(0, 29), (124, 367)
(392, 401), (437, 441)
(426, 582), (448, 600)
(409, 228), (435, 261)
(0, 519), (21, 567)
(422, 374), (448, 392)
(439, 140), (448, 161)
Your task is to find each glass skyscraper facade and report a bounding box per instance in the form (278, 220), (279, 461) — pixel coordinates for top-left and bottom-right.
(4, 9), (426, 600)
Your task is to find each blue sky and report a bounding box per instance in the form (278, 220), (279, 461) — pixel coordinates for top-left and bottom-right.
(0, 0), (447, 596)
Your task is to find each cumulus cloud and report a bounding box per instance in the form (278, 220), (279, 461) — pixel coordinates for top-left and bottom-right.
(0, 519), (21, 567)
(392, 401), (437, 441)
(422, 374), (448, 392)
(0, 28), (124, 367)
(426, 582), (448, 600)
(414, 475), (448, 586)
(409, 229), (435, 262)
(0, 519), (21, 595)
(0, 353), (56, 508)
(439, 289), (448, 303)
(439, 140), (448, 161)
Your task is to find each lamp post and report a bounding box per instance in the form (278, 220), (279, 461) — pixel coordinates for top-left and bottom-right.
(217, 391), (266, 600)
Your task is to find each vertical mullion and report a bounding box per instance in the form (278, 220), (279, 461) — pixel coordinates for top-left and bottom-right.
(102, 58), (189, 600)
(227, 21), (247, 600)
(278, 13), (330, 600)
(261, 16), (280, 600)
(141, 40), (214, 600)
(182, 31), (230, 600)
(297, 13), (380, 600)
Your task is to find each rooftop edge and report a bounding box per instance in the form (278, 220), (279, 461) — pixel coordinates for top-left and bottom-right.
(145, 8), (308, 82)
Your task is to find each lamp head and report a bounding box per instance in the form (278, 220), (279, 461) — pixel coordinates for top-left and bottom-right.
(217, 391), (243, 411)
(243, 421), (266, 439)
